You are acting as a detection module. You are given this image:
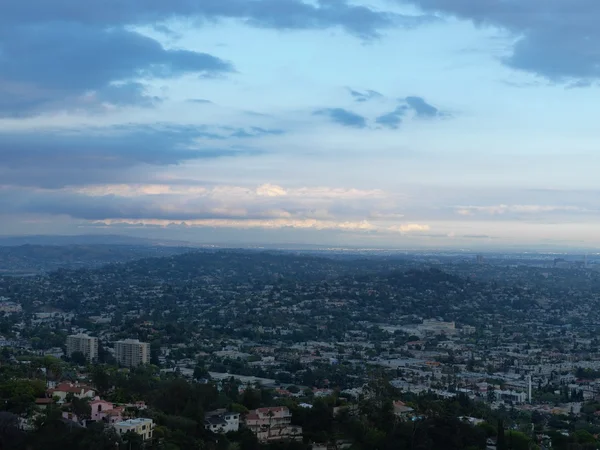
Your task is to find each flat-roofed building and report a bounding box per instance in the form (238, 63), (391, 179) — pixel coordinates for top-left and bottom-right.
(115, 339), (150, 367)
(66, 334), (98, 362)
(114, 418), (154, 440)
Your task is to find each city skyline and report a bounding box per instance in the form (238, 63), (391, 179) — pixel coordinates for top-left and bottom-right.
(1, 1), (599, 249)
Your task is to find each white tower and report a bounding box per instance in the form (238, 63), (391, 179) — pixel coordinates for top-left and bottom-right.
(528, 375), (532, 403)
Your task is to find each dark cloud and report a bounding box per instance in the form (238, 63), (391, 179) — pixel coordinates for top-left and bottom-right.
(0, 190), (254, 222)
(314, 108), (367, 128)
(405, 96), (439, 117)
(1, 0), (428, 39)
(0, 23), (233, 115)
(349, 89), (383, 102)
(0, 1), (433, 114)
(0, 125), (258, 188)
(407, 0), (600, 82)
(376, 106), (408, 129)
(376, 96), (443, 127)
(229, 127), (285, 138)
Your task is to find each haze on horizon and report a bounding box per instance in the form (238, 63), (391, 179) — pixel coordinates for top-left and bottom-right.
(1, 0), (599, 250)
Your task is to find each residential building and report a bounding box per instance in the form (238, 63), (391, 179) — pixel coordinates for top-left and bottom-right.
(496, 390), (527, 404)
(47, 382), (95, 401)
(244, 406), (302, 442)
(204, 409), (240, 433)
(66, 334), (98, 362)
(90, 397), (124, 424)
(114, 418), (154, 440)
(115, 339), (150, 367)
(393, 401), (414, 418)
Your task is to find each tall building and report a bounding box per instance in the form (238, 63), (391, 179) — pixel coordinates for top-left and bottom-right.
(115, 339), (150, 367)
(66, 334), (98, 362)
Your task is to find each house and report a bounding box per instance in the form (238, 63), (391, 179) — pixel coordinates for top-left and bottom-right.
(90, 397), (124, 424)
(393, 401), (414, 418)
(47, 382), (95, 402)
(114, 418), (154, 440)
(204, 409), (240, 433)
(244, 406), (302, 442)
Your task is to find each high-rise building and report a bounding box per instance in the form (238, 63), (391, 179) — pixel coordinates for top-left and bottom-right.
(115, 339), (150, 367)
(66, 334), (98, 362)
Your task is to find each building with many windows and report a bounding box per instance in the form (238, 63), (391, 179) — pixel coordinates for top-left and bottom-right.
(115, 339), (150, 367)
(66, 334), (98, 362)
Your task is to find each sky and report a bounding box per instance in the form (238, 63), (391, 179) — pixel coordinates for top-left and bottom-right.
(1, 0), (600, 249)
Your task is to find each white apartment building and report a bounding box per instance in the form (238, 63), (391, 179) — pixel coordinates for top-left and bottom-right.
(114, 418), (154, 440)
(115, 339), (150, 367)
(66, 334), (98, 362)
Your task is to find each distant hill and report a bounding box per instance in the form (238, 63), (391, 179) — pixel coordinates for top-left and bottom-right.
(0, 234), (195, 247)
(0, 244), (194, 275)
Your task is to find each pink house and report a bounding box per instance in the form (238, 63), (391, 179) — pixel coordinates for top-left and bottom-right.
(90, 397), (124, 423)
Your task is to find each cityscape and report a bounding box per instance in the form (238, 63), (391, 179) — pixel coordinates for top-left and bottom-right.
(0, 244), (599, 449)
(2, 0), (600, 449)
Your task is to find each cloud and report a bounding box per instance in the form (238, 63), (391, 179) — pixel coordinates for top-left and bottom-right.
(314, 108), (367, 128)
(256, 184), (288, 197)
(1, 1), (429, 39)
(456, 204), (593, 217)
(0, 24), (233, 115)
(95, 218), (381, 232)
(0, 181), (419, 235)
(187, 98), (214, 104)
(375, 96), (444, 128)
(0, 125), (258, 188)
(406, 0), (600, 83)
(376, 106), (408, 129)
(405, 96), (440, 117)
(387, 223), (430, 233)
(229, 127), (285, 138)
(348, 89), (383, 102)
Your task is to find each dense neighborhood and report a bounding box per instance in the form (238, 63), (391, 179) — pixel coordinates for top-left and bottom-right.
(0, 247), (600, 449)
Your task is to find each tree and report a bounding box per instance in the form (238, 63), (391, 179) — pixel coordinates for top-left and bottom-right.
(122, 431), (144, 450)
(487, 386), (497, 403)
(91, 365), (111, 395)
(506, 430), (535, 450)
(71, 397), (91, 421)
(71, 351), (88, 366)
(0, 412), (26, 449)
(193, 364), (209, 381)
(497, 420), (506, 450)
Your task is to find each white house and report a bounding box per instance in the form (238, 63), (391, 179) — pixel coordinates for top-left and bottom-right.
(47, 382), (95, 402)
(204, 409), (240, 433)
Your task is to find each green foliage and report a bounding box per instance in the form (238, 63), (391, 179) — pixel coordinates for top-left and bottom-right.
(505, 430), (535, 450)
(0, 378), (46, 414)
(26, 418), (120, 450)
(70, 351), (88, 366)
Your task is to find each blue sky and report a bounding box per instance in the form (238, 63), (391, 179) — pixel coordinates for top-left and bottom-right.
(1, 0), (599, 249)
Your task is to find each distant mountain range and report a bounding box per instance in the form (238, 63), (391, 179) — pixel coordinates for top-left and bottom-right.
(0, 235), (204, 275)
(0, 234), (197, 247)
